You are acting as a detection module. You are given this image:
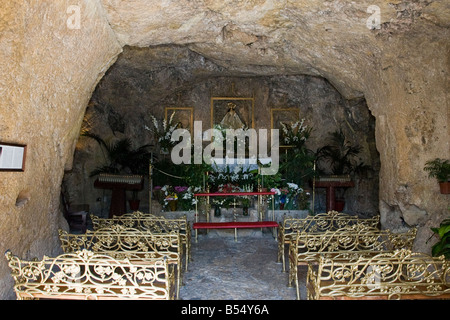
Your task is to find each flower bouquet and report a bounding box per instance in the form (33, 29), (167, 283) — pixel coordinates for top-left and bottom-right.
(145, 111), (178, 153)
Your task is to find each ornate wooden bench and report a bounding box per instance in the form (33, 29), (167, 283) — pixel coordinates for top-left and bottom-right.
(192, 221), (279, 242)
(5, 249), (175, 300)
(288, 224), (417, 299)
(90, 211), (191, 271)
(278, 211), (380, 271)
(306, 249), (450, 300)
(58, 225), (183, 298)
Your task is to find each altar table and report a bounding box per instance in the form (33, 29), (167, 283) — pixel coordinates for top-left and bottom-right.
(193, 191), (276, 241)
(314, 180), (354, 212)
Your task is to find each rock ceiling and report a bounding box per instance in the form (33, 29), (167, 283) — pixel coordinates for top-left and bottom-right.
(100, 0), (450, 99)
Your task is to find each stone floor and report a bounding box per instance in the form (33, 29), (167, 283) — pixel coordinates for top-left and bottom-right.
(179, 230), (305, 300)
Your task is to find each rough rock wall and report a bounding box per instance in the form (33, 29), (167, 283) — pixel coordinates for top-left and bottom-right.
(67, 46), (380, 218)
(365, 32), (450, 251)
(0, 0), (448, 299)
(99, 0), (449, 250)
(0, 0), (122, 299)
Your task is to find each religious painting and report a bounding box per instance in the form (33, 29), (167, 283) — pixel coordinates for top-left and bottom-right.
(0, 142), (27, 171)
(211, 97), (254, 130)
(164, 107), (194, 134)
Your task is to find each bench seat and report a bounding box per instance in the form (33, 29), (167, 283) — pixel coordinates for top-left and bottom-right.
(193, 221), (279, 241)
(193, 221), (278, 229)
(5, 249), (175, 300)
(306, 249), (450, 300)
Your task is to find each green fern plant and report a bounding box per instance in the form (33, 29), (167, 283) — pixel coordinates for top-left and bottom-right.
(82, 132), (153, 177)
(315, 127), (363, 175)
(428, 217), (450, 259)
(424, 158), (450, 182)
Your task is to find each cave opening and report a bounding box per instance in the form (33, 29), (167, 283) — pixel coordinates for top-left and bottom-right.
(63, 45), (380, 220)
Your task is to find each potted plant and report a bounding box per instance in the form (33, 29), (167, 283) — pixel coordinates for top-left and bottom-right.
(83, 132), (154, 209)
(279, 119), (316, 187)
(315, 128), (363, 177)
(240, 196), (251, 216)
(315, 128), (365, 210)
(427, 217), (450, 259)
(145, 112), (178, 154)
(424, 158), (450, 194)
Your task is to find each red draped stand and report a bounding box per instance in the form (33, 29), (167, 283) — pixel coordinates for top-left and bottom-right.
(314, 180), (354, 212)
(94, 175), (144, 218)
(192, 191), (277, 241)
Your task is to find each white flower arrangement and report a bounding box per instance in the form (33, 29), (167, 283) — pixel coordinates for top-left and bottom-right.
(156, 185), (200, 209)
(280, 118), (311, 146)
(145, 112), (178, 151)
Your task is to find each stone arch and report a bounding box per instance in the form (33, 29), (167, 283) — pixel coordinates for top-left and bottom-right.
(0, 1), (448, 299)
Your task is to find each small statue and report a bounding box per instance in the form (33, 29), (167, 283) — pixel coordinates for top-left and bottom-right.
(220, 102), (245, 130)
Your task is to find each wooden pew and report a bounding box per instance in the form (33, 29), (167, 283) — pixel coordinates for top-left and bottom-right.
(5, 249), (175, 300)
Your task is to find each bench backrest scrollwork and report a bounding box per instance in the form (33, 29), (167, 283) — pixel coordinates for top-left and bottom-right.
(291, 224), (417, 263)
(307, 249), (450, 300)
(90, 212), (190, 262)
(281, 211), (380, 235)
(58, 225), (182, 264)
(5, 249), (175, 300)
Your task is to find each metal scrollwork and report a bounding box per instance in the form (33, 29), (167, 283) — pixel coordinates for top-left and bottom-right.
(307, 249), (450, 300)
(278, 211), (380, 272)
(5, 249), (175, 300)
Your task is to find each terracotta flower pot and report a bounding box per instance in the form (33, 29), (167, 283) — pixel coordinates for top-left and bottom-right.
(439, 182), (450, 194)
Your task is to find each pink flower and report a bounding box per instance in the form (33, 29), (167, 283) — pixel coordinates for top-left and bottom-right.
(174, 186), (188, 193)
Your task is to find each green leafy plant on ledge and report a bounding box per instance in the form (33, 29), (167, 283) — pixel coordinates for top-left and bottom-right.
(315, 127), (365, 176)
(428, 217), (450, 259)
(424, 158), (450, 194)
(82, 132), (153, 177)
(424, 158), (450, 182)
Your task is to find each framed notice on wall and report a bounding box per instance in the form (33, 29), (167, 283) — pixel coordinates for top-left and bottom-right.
(0, 142), (27, 171)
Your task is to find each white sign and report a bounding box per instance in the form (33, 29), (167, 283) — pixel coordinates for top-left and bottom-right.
(0, 144), (26, 171)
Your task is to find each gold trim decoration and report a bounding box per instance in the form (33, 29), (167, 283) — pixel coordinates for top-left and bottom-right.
(58, 225), (183, 299)
(90, 211), (191, 271)
(5, 249), (175, 300)
(165, 107), (194, 135)
(211, 97), (255, 130)
(307, 249), (450, 300)
(277, 211), (380, 272)
(270, 107), (299, 129)
(270, 107), (300, 146)
(288, 224), (417, 299)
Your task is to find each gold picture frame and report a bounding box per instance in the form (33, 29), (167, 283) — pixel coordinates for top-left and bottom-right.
(270, 108), (301, 147)
(270, 107), (300, 131)
(211, 97), (254, 130)
(164, 107), (194, 134)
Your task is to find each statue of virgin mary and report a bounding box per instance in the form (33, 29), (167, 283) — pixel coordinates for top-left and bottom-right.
(220, 102), (245, 130)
